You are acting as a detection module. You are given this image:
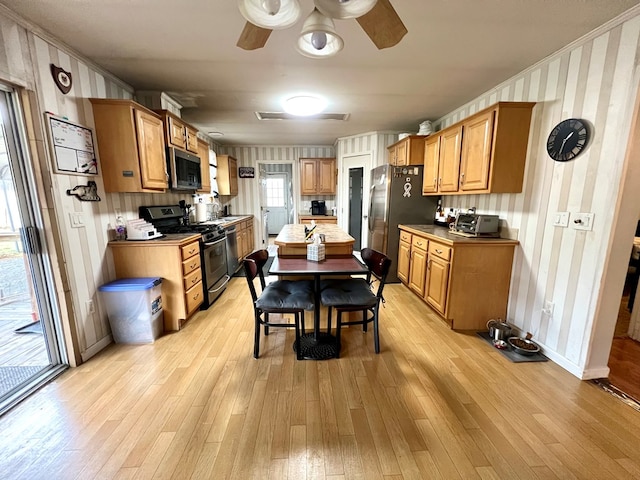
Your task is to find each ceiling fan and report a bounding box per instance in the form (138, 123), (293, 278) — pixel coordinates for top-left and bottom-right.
(236, 0), (407, 54)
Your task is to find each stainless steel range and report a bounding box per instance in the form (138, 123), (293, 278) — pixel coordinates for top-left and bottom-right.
(139, 205), (229, 309)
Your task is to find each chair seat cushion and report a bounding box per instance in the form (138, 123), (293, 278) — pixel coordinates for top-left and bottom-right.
(256, 280), (315, 311)
(320, 279), (376, 307)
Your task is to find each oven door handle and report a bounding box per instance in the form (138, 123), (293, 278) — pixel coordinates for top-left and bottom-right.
(204, 238), (226, 247)
(209, 274), (231, 294)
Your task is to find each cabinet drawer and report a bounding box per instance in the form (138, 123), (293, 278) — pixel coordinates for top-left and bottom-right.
(183, 268), (202, 290)
(181, 241), (200, 260)
(429, 242), (451, 261)
(400, 230), (412, 243)
(185, 281), (203, 313)
(182, 256), (200, 275)
(411, 236), (428, 251)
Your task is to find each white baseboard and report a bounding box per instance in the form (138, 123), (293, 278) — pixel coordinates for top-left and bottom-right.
(80, 335), (113, 363)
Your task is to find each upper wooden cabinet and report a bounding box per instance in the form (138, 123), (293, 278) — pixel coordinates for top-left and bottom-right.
(90, 98), (167, 193)
(300, 158), (336, 195)
(388, 135), (425, 166)
(154, 110), (199, 154)
(196, 138), (211, 194)
(423, 102), (535, 196)
(217, 154), (238, 196)
(422, 126), (462, 194)
(460, 102), (534, 193)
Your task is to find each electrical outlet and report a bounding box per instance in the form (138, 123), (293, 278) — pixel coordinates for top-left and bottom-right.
(543, 300), (554, 316)
(86, 299), (95, 314)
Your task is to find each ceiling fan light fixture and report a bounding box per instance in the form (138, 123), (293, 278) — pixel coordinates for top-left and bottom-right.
(282, 95), (328, 116)
(238, 0), (301, 29)
(313, 0), (377, 19)
(296, 8), (344, 58)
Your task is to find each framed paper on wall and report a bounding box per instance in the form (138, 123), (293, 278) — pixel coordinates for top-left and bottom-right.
(239, 166), (255, 178)
(45, 112), (98, 176)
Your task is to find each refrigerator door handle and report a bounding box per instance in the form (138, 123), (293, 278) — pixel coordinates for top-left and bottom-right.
(368, 184), (376, 231)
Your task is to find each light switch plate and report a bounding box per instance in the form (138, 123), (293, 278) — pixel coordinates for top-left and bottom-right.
(69, 212), (85, 228)
(571, 212), (594, 231)
(553, 212), (569, 227)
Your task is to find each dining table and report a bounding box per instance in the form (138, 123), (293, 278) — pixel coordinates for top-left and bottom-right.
(269, 255), (368, 359)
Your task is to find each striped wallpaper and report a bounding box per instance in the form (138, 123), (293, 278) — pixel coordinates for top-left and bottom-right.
(435, 9), (640, 378)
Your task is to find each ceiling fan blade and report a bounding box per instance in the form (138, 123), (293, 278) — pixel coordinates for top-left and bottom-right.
(237, 22), (273, 50)
(356, 0), (407, 49)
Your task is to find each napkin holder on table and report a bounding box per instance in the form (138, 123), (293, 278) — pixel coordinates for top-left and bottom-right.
(306, 233), (325, 262)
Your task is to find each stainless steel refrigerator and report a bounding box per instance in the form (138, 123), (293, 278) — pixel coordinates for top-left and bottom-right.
(368, 164), (439, 283)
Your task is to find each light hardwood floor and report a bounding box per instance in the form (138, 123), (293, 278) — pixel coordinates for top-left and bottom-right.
(1, 277), (640, 479)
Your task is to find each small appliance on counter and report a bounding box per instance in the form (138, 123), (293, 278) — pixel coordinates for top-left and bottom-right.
(311, 200), (326, 215)
(452, 213), (500, 237)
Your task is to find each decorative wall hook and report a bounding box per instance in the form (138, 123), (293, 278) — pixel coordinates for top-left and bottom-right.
(66, 181), (100, 201)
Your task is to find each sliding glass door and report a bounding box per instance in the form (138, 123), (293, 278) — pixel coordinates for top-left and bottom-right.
(0, 84), (67, 415)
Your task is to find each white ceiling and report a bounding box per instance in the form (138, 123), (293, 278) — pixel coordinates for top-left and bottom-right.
(2, 0), (639, 145)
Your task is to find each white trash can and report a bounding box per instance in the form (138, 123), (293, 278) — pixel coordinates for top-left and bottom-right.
(98, 277), (163, 344)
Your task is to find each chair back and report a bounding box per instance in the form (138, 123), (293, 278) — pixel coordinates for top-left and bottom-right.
(361, 248), (392, 299)
(242, 249), (270, 301)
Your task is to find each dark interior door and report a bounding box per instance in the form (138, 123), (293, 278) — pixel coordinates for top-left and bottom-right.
(348, 167), (363, 251)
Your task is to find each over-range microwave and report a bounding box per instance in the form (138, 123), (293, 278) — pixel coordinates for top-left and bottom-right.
(167, 147), (202, 191)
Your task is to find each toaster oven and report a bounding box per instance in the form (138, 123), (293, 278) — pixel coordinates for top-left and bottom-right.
(454, 213), (500, 236)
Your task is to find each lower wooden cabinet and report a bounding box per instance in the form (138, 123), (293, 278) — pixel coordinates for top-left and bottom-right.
(109, 235), (203, 332)
(408, 236), (428, 296)
(398, 226), (518, 330)
(397, 231), (412, 284)
(237, 218), (255, 260)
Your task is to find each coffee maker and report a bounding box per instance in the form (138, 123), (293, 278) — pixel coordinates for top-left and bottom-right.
(311, 200), (326, 215)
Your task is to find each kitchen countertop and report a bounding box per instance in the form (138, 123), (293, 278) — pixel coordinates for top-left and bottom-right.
(399, 224), (519, 245)
(109, 233), (201, 247)
(299, 215), (338, 220)
(275, 223), (354, 258)
(199, 214), (253, 228)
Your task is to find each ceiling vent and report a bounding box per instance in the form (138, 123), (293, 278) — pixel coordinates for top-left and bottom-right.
(255, 111), (350, 121)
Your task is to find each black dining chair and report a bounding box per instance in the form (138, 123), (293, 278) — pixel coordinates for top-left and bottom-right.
(320, 248), (391, 357)
(242, 249), (314, 360)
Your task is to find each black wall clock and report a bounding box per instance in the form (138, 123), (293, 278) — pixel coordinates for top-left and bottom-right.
(546, 118), (590, 162)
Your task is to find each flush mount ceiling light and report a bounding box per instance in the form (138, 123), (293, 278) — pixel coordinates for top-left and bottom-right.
(313, 0), (377, 19)
(237, 0), (301, 29)
(296, 9), (344, 58)
(282, 95), (328, 116)
(207, 131), (224, 137)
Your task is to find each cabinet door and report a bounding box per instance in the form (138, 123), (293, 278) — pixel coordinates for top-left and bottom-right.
(425, 257), (449, 314)
(318, 159), (336, 194)
(300, 159), (317, 195)
(395, 140), (408, 166)
(409, 248), (428, 296)
(460, 110), (494, 191)
(134, 109), (168, 190)
(196, 139), (211, 193)
(247, 223), (254, 254)
(229, 157), (238, 196)
(438, 126), (462, 193)
(397, 240), (411, 284)
(186, 126), (199, 153)
(387, 145), (396, 165)
(168, 116), (186, 148)
(422, 135), (440, 194)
